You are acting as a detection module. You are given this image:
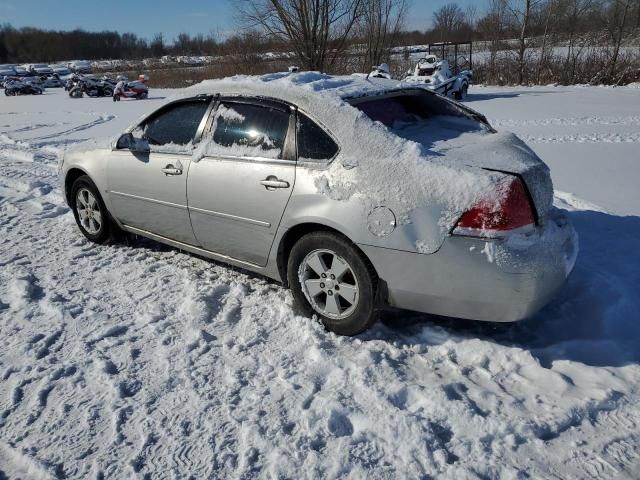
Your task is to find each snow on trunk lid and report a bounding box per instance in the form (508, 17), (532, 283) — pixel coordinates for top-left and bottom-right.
(432, 131), (554, 222)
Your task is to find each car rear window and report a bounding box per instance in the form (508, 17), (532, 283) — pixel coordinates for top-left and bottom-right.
(297, 113), (339, 162)
(351, 92), (489, 146)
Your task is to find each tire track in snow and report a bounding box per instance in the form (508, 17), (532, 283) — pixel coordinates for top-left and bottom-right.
(524, 132), (640, 144)
(574, 403), (640, 479)
(490, 115), (640, 128)
(31, 114), (115, 141)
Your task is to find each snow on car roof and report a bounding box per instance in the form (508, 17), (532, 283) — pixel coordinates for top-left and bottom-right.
(185, 71), (429, 105)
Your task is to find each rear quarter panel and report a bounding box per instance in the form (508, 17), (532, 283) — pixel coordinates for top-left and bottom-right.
(283, 166), (448, 254)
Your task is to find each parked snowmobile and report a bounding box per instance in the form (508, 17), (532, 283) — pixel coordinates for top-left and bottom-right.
(368, 63), (392, 80)
(403, 55), (472, 100)
(113, 74), (149, 101)
(68, 75), (114, 98)
(4, 78), (44, 96)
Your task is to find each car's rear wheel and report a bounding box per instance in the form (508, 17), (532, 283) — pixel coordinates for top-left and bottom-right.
(71, 175), (112, 243)
(288, 232), (379, 335)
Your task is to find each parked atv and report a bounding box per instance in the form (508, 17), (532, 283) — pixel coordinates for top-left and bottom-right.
(4, 79), (44, 96)
(113, 74), (149, 101)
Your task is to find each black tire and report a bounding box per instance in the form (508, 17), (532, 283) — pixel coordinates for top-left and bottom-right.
(69, 87), (83, 98)
(287, 232), (380, 336)
(455, 83), (468, 100)
(70, 175), (114, 244)
(104, 87), (114, 97)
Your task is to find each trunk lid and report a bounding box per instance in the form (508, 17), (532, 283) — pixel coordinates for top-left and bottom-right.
(431, 131), (554, 222)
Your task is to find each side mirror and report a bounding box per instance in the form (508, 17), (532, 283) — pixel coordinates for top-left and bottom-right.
(117, 132), (149, 153)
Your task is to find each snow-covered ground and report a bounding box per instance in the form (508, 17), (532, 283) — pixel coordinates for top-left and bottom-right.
(469, 85), (640, 216)
(0, 85), (639, 479)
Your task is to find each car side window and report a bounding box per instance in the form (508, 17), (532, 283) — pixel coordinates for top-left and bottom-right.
(208, 102), (290, 159)
(297, 112), (338, 162)
(138, 99), (211, 151)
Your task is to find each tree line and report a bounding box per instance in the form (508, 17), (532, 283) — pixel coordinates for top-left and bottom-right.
(1, 0), (639, 85)
(0, 25), (281, 64)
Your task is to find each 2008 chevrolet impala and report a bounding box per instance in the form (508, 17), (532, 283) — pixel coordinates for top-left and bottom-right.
(59, 73), (578, 335)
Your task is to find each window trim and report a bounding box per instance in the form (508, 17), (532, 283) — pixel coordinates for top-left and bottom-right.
(294, 108), (341, 168)
(200, 96), (296, 164)
(114, 95), (215, 154)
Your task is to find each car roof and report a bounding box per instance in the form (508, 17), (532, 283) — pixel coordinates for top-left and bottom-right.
(185, 72), (431, 103)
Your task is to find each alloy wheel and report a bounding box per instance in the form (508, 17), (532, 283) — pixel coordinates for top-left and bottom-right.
(299, 249), (359, 320)
(75, 188), (102, 235)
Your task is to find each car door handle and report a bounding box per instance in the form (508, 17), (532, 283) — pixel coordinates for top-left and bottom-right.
(260, 177), (290, 189)
(162, 165), (182, 176)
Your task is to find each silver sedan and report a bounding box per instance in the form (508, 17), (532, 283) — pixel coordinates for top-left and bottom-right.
(59, 74), (578, 335)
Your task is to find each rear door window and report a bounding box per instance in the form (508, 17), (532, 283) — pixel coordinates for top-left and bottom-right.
(297, 113), (339, 162)
(208, 102), (290, 159)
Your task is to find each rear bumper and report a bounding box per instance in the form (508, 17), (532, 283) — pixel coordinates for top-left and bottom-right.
(360, 208), (578, 322)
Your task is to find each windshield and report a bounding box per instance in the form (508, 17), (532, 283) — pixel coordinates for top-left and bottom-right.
(350, 92), (490, 147)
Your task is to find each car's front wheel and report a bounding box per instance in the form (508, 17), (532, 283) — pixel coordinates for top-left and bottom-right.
(71, 175), (112, 243)
(288, 232), (379, 336)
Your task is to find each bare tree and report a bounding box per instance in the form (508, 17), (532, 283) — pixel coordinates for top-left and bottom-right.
(478, 0), (508, 83)
(432, 3), (467, 41)
(150, 33), (165, 57)
(502, 0), (543, 84)
(238, 0), (363, 71)
(516, 0), (533, 84)
(465, 4), (479, 29)
(559, 0), (595, 83)
(359, 0), (408, 69)
(605, 0), (632, 81)
(536, 0), (559, 83)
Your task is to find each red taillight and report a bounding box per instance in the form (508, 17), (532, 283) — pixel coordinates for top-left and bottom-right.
(453, 177), (535, 237)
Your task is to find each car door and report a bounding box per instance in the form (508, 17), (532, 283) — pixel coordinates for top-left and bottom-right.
(187, 99), (296, 266)
(107, 96), (213, 245)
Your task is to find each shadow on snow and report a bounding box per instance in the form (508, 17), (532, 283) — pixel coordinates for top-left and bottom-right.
(95, 207), (639, 369)
(463, 90), (556, 103)
(374, 209), (640, 369)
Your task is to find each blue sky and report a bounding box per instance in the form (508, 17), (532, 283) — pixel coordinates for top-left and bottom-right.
(0, 0), (487, 41)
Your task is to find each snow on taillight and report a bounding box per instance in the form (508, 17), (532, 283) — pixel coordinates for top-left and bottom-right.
(453, 176), (535, 238)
